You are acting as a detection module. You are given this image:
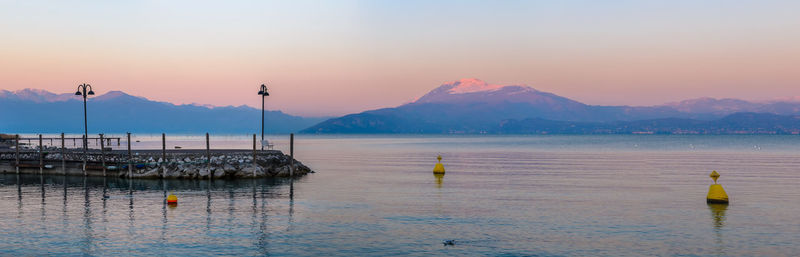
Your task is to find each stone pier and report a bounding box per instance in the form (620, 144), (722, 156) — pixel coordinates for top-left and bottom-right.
(0, 148), (312, 179)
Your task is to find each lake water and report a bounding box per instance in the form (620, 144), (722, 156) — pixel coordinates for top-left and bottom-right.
(2, 135), (800, 256)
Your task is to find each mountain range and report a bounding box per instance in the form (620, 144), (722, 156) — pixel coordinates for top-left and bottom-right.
(0, 89), (326, 133)
(302, 79), (800, 134)
(4, 80), (800, 134)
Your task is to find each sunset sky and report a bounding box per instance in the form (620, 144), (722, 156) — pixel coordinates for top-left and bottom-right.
(1, 0), (799, 116)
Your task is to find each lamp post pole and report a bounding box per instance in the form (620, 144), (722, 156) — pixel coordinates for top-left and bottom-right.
(75, 83), (95, 174)
(257, 84), (269, 151)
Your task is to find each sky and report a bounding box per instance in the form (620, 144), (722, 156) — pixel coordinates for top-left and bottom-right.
(1, 0), (799, 116)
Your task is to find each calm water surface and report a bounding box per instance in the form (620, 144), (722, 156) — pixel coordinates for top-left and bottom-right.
(2, 135), (800, 256)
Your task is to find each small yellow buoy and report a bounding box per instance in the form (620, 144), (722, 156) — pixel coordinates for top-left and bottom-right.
(167, 193), (178, 205)
(433, 155), (445, 174)
(706, 170), (729, 204)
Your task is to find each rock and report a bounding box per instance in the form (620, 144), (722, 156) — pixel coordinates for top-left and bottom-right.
(276, 166), (290, 177)
(136, 168), (160, 178)
(181, 169), (195, 178)
(254, 166), (266, 177)
(188, 167), (199, 177)
(213, 168), (225, 178)
(165, 169), (180, 178)
(223, 164), (235, 172)
(233, 169), (247, 177)
(199, 168), (209, 178)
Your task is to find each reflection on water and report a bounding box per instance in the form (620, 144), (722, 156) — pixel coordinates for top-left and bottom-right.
(708, 203), (729, 255)
(3, 135), (800, 256)
(0, 173), (297, 256)
(708, 203), (728, 229)
(434, 173), (444, 188)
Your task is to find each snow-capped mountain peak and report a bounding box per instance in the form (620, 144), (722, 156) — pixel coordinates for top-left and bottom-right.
(445, 78), (505, 94)
(412, 78), (572, 106)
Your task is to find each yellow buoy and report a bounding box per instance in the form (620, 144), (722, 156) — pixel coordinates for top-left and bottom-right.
(433, 155), (445, 174)
(167, 193), (178, 205)
(706, 171), (729, 204)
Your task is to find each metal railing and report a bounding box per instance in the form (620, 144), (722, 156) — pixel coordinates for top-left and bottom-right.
(1, 132), (296, 178)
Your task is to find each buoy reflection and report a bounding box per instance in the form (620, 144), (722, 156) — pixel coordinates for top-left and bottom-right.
(708, 203), (728, 229)
(708, 203), (728, 255)
(434, 173), (444, 188)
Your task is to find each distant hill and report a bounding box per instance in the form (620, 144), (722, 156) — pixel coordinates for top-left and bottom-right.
(663, 97), (800, 115)
(302, 79), (800, 134)
(498, 113), (800, 134)
(0, 89), (326, 134)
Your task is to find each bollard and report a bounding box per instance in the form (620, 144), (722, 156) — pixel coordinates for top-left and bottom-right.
(162, 133), (166, 179)
(15, 134), (19, 174)
(127, 133), (132, 179)
(82, 135), (87, 176)
(290, 133), (294, 177)
(39, 134), (43, 174)
(253, 134), (257, 177)
(61, 133), (66, 175)
(100, 134), (106, 177)
(117, 152), (123, 176)
(206, 133), (211, 179)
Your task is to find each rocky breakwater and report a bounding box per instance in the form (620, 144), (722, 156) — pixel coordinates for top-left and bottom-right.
(0, 148), (313, 179)
(127, 151), (313, 179)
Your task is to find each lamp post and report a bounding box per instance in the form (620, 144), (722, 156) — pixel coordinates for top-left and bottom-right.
(75, 83), (94, 173)
(257, 84), (269, 150)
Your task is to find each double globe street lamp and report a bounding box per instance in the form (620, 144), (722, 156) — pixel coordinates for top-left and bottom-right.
(75, 83), (94, 173)
(257, 84), (270, 150)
